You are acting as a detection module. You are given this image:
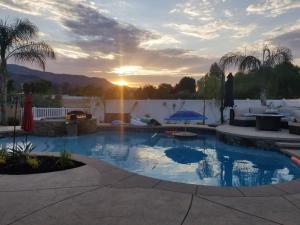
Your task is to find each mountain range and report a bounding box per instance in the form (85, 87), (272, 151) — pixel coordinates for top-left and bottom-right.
(7, 64), (113, 89)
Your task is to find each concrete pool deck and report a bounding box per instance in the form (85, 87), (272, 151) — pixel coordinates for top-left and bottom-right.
(216, 125), (300, 142)
(1, 153), (300, 225)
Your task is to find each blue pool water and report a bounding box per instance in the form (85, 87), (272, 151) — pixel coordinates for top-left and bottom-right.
(1, 131), (300, 187)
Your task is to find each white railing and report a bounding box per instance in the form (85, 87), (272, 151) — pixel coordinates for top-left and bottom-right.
(21, 107), (91, 120)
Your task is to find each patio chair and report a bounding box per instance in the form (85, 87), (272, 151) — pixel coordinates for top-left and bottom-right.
(288, 109), (300, 135)
(229, 108), (256, 127)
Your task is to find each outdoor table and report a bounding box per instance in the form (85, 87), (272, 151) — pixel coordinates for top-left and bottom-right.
(254, 114), (284, 131)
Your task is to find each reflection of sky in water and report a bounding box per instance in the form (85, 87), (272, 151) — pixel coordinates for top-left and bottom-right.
(1, 131), (300, 187)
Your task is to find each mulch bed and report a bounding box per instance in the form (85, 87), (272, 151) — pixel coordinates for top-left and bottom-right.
(0, 156), (84, 175)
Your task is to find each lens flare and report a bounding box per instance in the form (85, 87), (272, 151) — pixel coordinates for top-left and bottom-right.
(113, 80), (128, 86)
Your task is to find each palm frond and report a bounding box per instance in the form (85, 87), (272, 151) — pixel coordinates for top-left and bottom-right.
(270, 47), (293, 66)
(262, 45), (271, 64)
(0, 20), (9, 52)
(239, 56), (261, 71)
(8, 19), (38, 45)
(219, 52), (245, 71)
(7, 41), (55, 70)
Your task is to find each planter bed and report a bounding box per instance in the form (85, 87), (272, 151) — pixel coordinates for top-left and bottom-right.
(0, 155), (84, 175)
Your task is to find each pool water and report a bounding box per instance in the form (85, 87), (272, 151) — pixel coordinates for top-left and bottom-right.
(1, 131), (300, 187)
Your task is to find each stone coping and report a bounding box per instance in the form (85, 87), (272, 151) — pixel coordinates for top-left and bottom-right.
(2, 152), (300, 225)
(14, 152), (299, 197)
(0, 124), (216, 138)
(97, 123), (216, 134)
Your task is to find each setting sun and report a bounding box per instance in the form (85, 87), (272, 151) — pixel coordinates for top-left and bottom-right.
(113, 79), (128, 86)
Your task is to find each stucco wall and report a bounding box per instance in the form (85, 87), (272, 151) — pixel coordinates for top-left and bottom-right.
(61, 96), (300, 125)
(95, 99), (300, 125)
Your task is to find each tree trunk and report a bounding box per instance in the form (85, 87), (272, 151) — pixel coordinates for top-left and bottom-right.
(202, 76), (207, 124)
(0, 59), (7, 125)
(220, 72), (225, 124)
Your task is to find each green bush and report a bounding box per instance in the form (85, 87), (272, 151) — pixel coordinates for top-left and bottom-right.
(12, 141), (36, 164)
(26, 157), (39, 169)
(56, 150), (74, 169)
(0, 147), (8, 165)
(7, 117), (20, 126)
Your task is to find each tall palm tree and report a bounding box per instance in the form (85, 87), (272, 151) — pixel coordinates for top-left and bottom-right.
(0, 19), (55, 124)
(219, 45), (293, 72)
(219, 45), (293, 105)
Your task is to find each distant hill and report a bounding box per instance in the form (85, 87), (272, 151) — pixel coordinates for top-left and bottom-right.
(7, 64), (113, 89)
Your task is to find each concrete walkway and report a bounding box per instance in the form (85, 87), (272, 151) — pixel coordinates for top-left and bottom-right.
(0, 126), (21, 132)
(1, 154), (300, 225)
(217, 125), (300, 142)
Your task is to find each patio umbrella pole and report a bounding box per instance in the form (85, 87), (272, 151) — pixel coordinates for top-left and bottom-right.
(12, 95), (18, 156)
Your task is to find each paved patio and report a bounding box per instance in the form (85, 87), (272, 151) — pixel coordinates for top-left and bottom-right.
(0, 126), (21, 133)
(1, 153), (300, 225)
(217, 125), (300, 142)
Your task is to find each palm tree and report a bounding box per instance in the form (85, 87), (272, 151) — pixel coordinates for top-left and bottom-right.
(219, 45), (293, 72)
(0, 19), (55, 124)
(219, 45), (293, 105)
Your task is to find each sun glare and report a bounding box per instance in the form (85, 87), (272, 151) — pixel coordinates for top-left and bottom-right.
(112, 66), (142, 75)
(113, 79), (128, 86)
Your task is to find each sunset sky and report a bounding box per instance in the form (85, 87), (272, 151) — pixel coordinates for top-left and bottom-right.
(1, 0), (300, 87)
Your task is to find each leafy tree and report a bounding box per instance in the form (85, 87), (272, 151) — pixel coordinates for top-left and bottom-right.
(138, 85), (158, 99)
(79, 85), (103, 96)
(31, 94), (61, 107)
(233, 62), (300, 99)
(23, 79), (54, 94)
(7, 80), (14, 93)
(0, 18), (55, 124)
(209, 62), (223, 78)
(197, 74), (220, 99)
(175, 76), (196, 94)
(157, 83), (174, 99)
(219, 45), (293, 103)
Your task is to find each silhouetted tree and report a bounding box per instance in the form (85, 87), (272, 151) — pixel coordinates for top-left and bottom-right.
(175, 77), (196, 94)
(0, 18), (55, 123)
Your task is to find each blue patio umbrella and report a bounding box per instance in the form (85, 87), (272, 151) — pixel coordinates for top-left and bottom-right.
(165, 111), (207, 122)
(165, 147), (207, 164)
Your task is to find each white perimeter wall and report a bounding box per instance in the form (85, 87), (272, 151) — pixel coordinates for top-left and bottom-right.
(85, 98), (300, 125)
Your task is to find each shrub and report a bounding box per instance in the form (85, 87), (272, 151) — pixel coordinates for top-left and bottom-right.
(10, 141), (36, 165)
(26, 157), (39, 169)
(0, 157), (5, 165)
(0, 147), (8, 165)
(7, 117), (20, 126)
(56, 150), (74, 169)
(14, 141), (35, 159)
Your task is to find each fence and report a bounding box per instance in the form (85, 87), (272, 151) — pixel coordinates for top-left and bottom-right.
(21, 107), (91, 120)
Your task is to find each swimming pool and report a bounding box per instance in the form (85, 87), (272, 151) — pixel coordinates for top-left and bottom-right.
(1, 131), (300, 187)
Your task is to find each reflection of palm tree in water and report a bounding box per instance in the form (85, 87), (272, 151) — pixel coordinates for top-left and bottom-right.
(104, 135), (131, 161)
(220, 156), (234, 186)
(233, 168), (275, 186)
(219, 156), (277, 186)
(196, 136), (216, 179)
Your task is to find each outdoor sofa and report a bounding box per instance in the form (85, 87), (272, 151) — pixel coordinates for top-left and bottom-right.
(230, 105), (297, 129)
(288, 110), (300, 135)
(229, 107), (267, 127)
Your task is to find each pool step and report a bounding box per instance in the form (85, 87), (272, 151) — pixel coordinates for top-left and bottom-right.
(275, 142), (300, 149)
(280, 149), (300, 158)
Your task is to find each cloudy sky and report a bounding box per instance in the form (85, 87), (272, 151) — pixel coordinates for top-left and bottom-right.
(1, 0), (300, 86)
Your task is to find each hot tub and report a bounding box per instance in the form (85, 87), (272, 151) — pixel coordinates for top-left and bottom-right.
(33, 118), (97, 136)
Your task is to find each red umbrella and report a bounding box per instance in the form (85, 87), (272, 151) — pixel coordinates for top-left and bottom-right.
(22, 95), (34, 132)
